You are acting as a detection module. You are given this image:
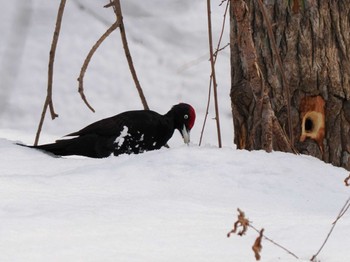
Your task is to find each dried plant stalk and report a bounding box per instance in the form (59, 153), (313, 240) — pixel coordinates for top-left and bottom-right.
(78, 0), (150, 113)
(109, 0), (149, 110)
(78, 21), (119, 113)
(311, 197), (350, 261)
(206, 0), (222, 147)
(199, 0), (229, 146)
(34, 0), (66, 145)
(227, 208), (299, 260)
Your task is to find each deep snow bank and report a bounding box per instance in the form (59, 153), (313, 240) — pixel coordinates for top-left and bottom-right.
(0, 137), (349, 261)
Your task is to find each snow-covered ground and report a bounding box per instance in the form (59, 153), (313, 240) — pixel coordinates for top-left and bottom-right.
(0, 1), (349, 261)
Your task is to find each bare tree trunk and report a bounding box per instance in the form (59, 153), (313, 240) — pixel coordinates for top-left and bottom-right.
(230, 0), (350, 170)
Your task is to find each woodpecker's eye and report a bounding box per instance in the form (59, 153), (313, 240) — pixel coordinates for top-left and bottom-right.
(184, 114), (189, 120)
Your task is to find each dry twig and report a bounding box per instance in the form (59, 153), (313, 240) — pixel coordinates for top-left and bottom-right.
(77, 0), (150, 113)
(200, 0), (228, 146)
(228, 209), (299, 260)
(213, 42), (230, 58)
(206, 0), (222, 147)
(77, 21), (119, 112)
(249, 223), (299, 259)
(34, 0), (66, 145)
(310, 197), (350, 261)
(345, 174), (350, 186)
(219, 0), (228, 6)
(108, 0), (149, 110)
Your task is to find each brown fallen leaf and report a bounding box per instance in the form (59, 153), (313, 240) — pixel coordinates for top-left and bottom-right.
(252, 228), (264, 260)
(227, 208), (250, 237)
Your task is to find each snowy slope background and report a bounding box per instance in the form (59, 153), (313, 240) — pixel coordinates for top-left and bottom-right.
(0, 1), (349, 261)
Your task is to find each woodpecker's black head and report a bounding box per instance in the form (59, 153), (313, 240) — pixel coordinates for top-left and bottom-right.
(168, 103), (196, 144)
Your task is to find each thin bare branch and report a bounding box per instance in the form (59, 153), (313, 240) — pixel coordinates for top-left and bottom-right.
(200, 1), (229, 146)
(199, 82), (213, 146)
(77, 0), (149, 112)
(199, 1), (229, 146)
(333, 198), (350, 223)
(204, 0), (223, 148)
(103, 2), (114, 8)
(213, 42), (230, 58)
(78, 21), (119, 113)
(219, 0), (228, 6)
(34, 0), (66, 145)
(110, 0), (149, 110)
(311, 197), (350, 261)
(34, 97), (49, 146)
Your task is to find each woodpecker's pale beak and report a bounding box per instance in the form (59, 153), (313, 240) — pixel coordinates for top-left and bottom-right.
(181, 125), (190, 144)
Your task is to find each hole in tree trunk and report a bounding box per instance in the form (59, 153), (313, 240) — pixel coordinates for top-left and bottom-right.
(299, 96), (325, 153)
(305, 117), (314, 132)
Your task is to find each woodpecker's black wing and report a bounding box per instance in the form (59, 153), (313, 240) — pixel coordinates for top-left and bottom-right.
(116, 110), (176, 155)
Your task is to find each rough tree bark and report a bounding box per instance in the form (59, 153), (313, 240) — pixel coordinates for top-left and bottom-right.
(230, 0), (350, 170)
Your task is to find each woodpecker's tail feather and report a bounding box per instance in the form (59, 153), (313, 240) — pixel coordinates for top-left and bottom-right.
(17, 135), (113, 158)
